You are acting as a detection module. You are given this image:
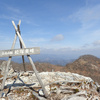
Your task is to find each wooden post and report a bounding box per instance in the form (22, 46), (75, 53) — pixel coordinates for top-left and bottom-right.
(12, 21), (48, 97)
(0, 21), (21, 97)
(0, 34), (17, 97)
(17, 24), (26, 72)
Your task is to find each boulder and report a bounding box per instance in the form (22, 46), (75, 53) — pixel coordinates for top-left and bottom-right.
(22, 72), (29, 76)
(39, 89), (44, 96)
(68, 96), (87, 100)
(0, 61), (14, 76)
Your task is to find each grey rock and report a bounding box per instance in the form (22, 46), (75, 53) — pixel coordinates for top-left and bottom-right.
(39, 89), (44, 96)
(22, 72), (29, 76)
(0, 61), (14, 76)
(68, 96), (87, 100)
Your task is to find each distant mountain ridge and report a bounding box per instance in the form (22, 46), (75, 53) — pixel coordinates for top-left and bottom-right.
(0, 54), (75, 66)
(63, 55), (100, 83)
(0, 54), (100, 84)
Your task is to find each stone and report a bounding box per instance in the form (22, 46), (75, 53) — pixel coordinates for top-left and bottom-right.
(97, 87), (100, 93)
(27, 92), (31, 97)
(22, 72), (29, 76)
(0, 71), (100, 99)
(39, 89), (44, 96)
(45, 85), (50, 94)
(61, 90), (74, 94)
(73, 91), (87, 97)
(92, 96), (99, 100)
(8, 67), (14, 75)
(0, 98), (6, 100)
(1, 61), (8, 75)
(0, 61), (13, 76)
(57, 88), (61, 95)
(68, 96), (87, 100)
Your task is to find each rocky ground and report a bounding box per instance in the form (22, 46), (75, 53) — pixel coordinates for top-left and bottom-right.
(0, 61), (100, 100)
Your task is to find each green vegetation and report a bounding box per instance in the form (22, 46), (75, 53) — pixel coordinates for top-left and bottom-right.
(74, 89), (79, 93)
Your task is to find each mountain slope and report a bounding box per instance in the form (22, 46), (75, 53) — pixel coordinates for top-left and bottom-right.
(0, 54), (100, 84)
(0, 60), (62, 72)
(63, 55), (100, 83)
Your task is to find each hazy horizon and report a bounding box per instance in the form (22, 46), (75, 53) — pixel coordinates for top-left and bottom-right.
(0, 0), (100, 58)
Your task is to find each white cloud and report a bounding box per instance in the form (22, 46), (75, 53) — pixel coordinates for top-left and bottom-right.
(7, 6), (21, 14)
(66, 3), (100, 46)
(0, 15), (20, 21)
(69, 4), (100, 30)
(82, 29), (100, 43)
(0, 5), (33, 25)
(51, 34), (64, 41)
(93, 40), (100, 46)
(41, 46), (100, 58)
(28, 38), (47, 43)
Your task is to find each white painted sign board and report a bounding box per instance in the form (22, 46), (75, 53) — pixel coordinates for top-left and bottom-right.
(0, 47), (40, 57)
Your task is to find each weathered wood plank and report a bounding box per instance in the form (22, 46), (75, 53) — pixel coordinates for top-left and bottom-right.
(0, 47), (40, 58)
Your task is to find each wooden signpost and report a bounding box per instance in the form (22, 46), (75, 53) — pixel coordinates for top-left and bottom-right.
(0, 20), (48, 97)
(0, 47), (40, 57)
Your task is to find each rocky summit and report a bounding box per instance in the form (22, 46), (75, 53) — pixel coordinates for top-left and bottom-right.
(0, 66), (100, 100)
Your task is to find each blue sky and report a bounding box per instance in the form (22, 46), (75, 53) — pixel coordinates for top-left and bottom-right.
(0, 0), (100, 57)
